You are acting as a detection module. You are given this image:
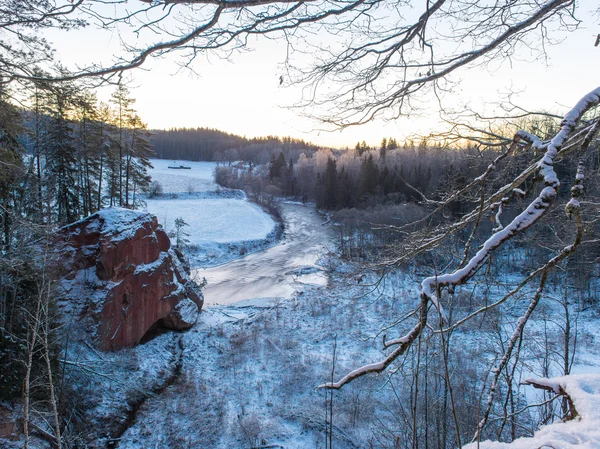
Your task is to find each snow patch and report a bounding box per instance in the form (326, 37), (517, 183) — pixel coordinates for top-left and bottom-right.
(467, 374), (600, 449)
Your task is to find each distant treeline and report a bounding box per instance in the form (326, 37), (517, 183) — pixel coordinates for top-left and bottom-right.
(216, 144), (492, 211)
(214, 139), (596, 262)
(150, 127), (319, 163)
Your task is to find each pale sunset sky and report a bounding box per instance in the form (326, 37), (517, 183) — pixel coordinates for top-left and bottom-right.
(48, 0), (599, 148)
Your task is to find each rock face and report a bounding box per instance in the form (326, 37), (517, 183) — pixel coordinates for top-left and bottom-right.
(56, 208), (203, 351)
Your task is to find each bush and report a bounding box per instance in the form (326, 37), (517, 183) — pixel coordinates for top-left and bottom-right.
(146, 180), (163, 198)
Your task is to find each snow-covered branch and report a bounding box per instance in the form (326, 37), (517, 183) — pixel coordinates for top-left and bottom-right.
(464, 375), (600, 449)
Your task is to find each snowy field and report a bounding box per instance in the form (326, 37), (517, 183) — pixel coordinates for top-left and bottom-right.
(143, 198), (276, 244)
(143, 159), (278, 267)
(147, 159), (218, 193)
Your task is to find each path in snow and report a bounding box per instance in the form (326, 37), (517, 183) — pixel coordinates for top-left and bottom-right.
(193, 202), (335, 306)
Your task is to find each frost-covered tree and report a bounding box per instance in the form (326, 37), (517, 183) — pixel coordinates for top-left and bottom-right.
(172, 217), (191, 249)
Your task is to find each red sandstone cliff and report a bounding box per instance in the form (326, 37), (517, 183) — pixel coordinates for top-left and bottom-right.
(56, 208), (203, 351)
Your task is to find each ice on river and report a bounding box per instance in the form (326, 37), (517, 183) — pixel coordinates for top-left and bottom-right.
(194, 202), (334, 306)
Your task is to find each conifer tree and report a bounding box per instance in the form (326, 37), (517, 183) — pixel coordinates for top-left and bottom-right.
(268, 151), (286, 180)
(125, 114), (154, 208)
(45, 84), (79, 224)
(359, 154), (378, 197)
(27, 79), (52, 223)
(73, 91), (100, 216)
(323, 156), (338, 209)
(380, 137), (388, 159)
(110, 84), (135, 206)
(92, 102), (116, 211)
(0, 85), (24, 254)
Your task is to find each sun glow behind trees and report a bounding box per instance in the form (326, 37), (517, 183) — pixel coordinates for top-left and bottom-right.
(16, 0), (599, 148)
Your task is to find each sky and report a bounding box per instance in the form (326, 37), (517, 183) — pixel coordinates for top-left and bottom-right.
(47, 0), (600, 149)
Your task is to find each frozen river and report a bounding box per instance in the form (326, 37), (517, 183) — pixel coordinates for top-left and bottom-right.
(193, 202), (335, 306)
(145, 159), (334, 307)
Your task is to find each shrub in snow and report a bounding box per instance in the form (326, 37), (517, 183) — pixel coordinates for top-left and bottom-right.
(146, 180), (163, 198)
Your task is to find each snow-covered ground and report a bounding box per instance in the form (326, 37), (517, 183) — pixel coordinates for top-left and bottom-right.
(147, 159), (219, 193)
(144, 198), (276, 244)
(106, 250), (600, 449)
(143, 159), (278, 267)
(466, 375), (600, 449)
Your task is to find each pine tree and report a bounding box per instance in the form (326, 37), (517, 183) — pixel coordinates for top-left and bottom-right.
(285, 159), (295, 196)
(125, 114), (154, 208)
(110, 84), (135, 206)
(93, 102), (116, 211)
(0, 85), (24, 254)
(323, 156), (338, 209)
(268, 151), (286, 180)
(380, 137), (388, 159)
(172, 217), (190, 249)
(27, 79), (52, 223)
(45, 84), (79, 224)
(380, 165), (391, 195)
(73, 91), (101, 216)
(359, 154), (378, 197)
(336, 167), (354, 209)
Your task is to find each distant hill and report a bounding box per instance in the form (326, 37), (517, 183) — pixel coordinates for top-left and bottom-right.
(150, 127), (319, 163)
(150, 127), (246, 161)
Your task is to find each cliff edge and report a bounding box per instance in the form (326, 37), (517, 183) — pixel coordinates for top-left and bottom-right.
(56, 207), (203, 351)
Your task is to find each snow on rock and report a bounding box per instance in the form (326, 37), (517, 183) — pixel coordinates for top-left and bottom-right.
(160, 297), (199, 328)
(465, 374), (600, 449)
(55, 207), (204, 351)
